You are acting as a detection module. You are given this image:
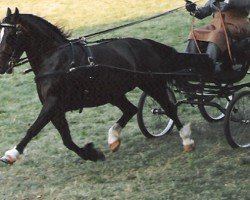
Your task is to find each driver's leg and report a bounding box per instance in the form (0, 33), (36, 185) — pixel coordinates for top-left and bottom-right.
(206, 42), (222, 71)
(185, 40), (199, 53)
(206, 42), (221, 62)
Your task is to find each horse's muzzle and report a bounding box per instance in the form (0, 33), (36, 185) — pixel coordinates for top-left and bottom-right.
(0, 67), (6, 74)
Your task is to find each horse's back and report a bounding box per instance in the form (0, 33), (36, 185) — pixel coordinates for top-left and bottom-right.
(98, 38), (178, 72)
(141, 39), (178, 59)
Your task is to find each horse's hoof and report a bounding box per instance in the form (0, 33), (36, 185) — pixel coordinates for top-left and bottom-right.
(183, 144), (195, 152)
(109, 139), (121, 152)
(0, 156), (15, 165)
(81, 143), (106, 162)
(97, 151), (106, 161)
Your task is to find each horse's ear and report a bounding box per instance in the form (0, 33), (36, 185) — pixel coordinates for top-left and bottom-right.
(14, 8), (19, 20)
(7, 8), (11, 16)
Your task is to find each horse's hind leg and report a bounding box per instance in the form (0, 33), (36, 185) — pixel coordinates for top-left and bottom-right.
(109, 95), (138, 152)
(140, 83), (194, 152)
(51, 112), (105, 162)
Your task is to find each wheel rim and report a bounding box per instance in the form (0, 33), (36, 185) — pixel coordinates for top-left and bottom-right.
(142, 96), (174, 137)
(228, 93), (250, 148)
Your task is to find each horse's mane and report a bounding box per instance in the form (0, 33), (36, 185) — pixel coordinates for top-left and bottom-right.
(20, 14), (71, 41)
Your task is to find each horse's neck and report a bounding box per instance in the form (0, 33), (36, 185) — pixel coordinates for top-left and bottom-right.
(21, 17), (68, 74)
(25, 39), (67, 75)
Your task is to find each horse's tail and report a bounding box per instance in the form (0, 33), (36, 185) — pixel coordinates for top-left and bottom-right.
(141, 39), (181, 85)
(141, 39), (214, 88)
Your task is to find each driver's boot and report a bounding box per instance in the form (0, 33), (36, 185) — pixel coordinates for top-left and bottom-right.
(206, 42), (222, 72)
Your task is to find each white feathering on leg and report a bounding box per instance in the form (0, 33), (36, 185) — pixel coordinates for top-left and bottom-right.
(3, 147), (20, 162)
(179, 123), (194, 146)
(108, 123), (122, 145)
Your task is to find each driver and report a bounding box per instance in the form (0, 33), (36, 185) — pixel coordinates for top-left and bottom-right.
(185, 0), (250, 71)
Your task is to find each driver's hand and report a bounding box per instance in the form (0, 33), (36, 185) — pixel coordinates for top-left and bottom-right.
(185, 0), (197, 13)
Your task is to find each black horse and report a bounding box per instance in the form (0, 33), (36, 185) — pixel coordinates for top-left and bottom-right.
(0, 8), (195, 164)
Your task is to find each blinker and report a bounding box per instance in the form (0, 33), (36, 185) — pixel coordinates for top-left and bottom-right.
(15, 24), (22, 31)
(15, 24), (22, 35)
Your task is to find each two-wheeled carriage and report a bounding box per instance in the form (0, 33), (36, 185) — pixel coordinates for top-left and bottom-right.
(137, 38), (250, 148)
(0, 6), (249, 165)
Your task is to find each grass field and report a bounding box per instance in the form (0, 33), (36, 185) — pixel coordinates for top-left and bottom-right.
(0, 0), (195, 29)
(0, 0), (250, 199)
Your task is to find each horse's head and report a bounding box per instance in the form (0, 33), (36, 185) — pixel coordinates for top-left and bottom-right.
(0, 8), (25, 74)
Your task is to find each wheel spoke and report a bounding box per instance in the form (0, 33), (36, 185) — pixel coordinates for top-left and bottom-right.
(225, 91), (250, 148)
(137, 88), (176, 138)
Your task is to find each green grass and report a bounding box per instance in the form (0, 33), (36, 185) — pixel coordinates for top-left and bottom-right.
(0, 0), (195, 29)
(0, 1), (250, 199)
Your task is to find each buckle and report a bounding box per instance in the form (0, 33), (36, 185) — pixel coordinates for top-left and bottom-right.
(88, 57), (95, 66)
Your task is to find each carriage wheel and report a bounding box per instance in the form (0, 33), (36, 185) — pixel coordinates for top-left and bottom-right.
(198, 95), (232, 123)
(137, 87), (176, 138)
(224, 91), (250, 148)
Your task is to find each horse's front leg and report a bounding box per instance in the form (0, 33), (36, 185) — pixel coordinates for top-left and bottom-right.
(0, 96), (58, 164)
(51, 112), (105, 162)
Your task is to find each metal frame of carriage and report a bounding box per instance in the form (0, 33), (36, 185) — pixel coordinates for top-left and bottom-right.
(135, 2), (250, 148)
(84, 2), (250, 149)
(136, 56), (250, 148)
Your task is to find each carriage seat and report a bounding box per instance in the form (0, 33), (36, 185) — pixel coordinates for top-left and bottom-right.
(175, 52), (214, 77)
(175, 49), (249, 84)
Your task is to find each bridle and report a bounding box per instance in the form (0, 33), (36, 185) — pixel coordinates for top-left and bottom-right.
(0, 22), (28, 73)
(0, 22), (96, 75)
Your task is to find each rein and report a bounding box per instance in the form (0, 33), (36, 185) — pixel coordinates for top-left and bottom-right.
(218, 11), (233, 62)
(1, 22), (116, 74)
(0, 22), (86, 72)
(83, 6), (185, 39)
(34, 63), (198, 82)
(83, 0), (202, 39)
(15, 38), (121, 73)
(190, 14), (202, 54)
(0, 23), (203, 83)
(191, 2), (233, 63)
(1, 2), (203, 74)
(13, 40), (82, 71)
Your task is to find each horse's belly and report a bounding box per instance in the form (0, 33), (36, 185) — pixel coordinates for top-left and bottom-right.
(63, 77), (135, 110)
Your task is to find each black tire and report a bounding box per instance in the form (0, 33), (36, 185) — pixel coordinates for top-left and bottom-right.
(198, 95), (232, 123)
(137, 87), (176, 138)
(224, 91), (250, 148)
